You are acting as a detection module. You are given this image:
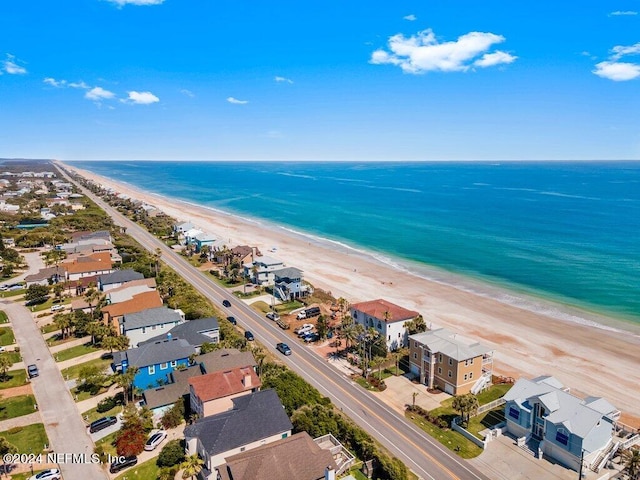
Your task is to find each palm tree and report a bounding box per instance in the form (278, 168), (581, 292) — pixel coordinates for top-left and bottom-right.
(622, 448), (640, 480)
(154, 247), (162, 277)
(412, 391), (419, 408)
(393, 348), (408, 376)
(181, 454), (204, 480)
(101, 334), (120, 354)
(369, 356), (384, 381)
(53, 313), (72, 339)
(251, 346), (267, 377)
(84, 287), (101, 316)
(115, 366), (139, 405)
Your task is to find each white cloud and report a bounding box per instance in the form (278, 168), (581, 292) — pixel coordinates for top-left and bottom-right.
(593, 61), (640, 81)
(106, 0), (164, 6)
(2, 54), (27, 75)
(125, 91), (160, 104)
(611, 42), (640, 60)
(474, 50), (518, 67)
(594, 42), (640, 81)
(69, 81), (89, 89)
(274, 76), (293, 84)
(370, 28), (516, 74)
(44, 77), (66, 87)
(403, 14), (417, 21)
(85, 87), (116, 101)
(180, 89), (195, 97)
(609, 10), (638, 16)
(227, 96), (248, 104)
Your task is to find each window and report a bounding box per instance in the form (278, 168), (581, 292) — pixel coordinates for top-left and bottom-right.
(464, 374), (468, 381)
(448, 370), (452, 378)
(414, 341), (418, 348)
(388, 335), (391, 341)
(353, 312), (358, 319)
(556, 429), (569, 446)
(469, 372), (473, 379)
(160, 363), (168, 370)
(282, 433), (288, 439)
(148, 365), (155, 375)
(438, 354), (442, 363)
(240, 447), (246, 452)
(413, 352), (417, 359)
(151, 325), (157, 330)
(508, 407), (520, 420)
(170, 360), (177, 367)
(142, 327), (146, 334)
(448, 358), (453, 366)
(470, 358), (474, 364)
(437, 367), (442, 374)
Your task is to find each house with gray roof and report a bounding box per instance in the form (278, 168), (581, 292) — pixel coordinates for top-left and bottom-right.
(273, 266), (312, 301)
(142, 364), (203, 416)
(139, 317), (220, 353)
(503, 375), (620, 472)
(120, 306), (185, 347)
(198, 348), (257, 374)
(243, 256), (284, 285)
(185, 389), (293, 480)
(409, 328), (494, 395)
(98, 269), (144, 291)
(113, 337), (196, 390)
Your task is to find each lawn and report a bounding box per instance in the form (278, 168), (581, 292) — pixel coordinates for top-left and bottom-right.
(95, 430), (118, 457)
(31, 297), (71, 313)
(46, 333), (78, 347)
(61, 357), (112, 380)
(0, 310), (8, 323)
(40, 323), (59, 334)
(82, 403), (123, 423)
(2, 351), (22, 364)
(115, 457), (160, 480)
(405, 411), (483, 459)
(0, 369), (28, 389)
(466, 408), (505, 439)
(0, 289), (26, 298)
(0, 394), (37, 420)
(54, 343), (102, 362)
(0, 423), (49, 454)
(476, 383), (512, 405)
(0, 327), (15, 346)
(71, 381), (114, 402)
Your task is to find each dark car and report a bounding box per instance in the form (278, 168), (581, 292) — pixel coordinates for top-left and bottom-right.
(25, 296), (50, 307)
(27, 364), (39, 378)
(89, 415), (117, 433)
(276, 342), (292, 356)
(303, 333), (320, 343)
(222, 299), (232, 307)
(226, 316), (237, 325)
(244, 331), (254, 341)
(109, 456), (138, 474)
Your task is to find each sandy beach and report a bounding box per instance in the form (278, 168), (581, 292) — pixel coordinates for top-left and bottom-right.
(60, 162), (640, 421)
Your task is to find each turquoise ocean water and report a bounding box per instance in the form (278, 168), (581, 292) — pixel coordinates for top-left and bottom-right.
(68, 161), (640, 327)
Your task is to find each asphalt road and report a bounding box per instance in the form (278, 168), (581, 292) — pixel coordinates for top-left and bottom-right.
(2, 300), (108, 480)
(61, 166), (491, 480)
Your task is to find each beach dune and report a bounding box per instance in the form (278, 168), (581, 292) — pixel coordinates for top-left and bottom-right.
(61, 162), (640, 421)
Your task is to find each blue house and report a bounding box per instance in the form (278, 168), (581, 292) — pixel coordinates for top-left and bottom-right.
(113, 338), (196, 390)
(503, 375), (620, 472)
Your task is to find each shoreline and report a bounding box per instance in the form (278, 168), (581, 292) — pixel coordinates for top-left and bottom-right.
(59, 161), (640, 419)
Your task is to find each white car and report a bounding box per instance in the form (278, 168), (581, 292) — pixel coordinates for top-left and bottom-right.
(29, 469), (61, 480)
(50, 304), (65, 313)
(144, 430), (167, 451)
(266, 311), (280, 321)
(295, 323), (314, 335)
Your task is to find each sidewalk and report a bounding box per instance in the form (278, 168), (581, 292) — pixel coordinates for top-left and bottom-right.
(0, 411), (42, 432)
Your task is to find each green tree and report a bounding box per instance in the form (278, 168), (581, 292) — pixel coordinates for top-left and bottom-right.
(451, 393), (479, 426)
(53, 312), (72, 339)
(404, 314), (428, 335)
(24, 284), (49, 302)
(0, 354), (14, 381)
(77, 364), (108, 394)
(101, 334), (121, 354)
(160, 399), (185, 430)
(52, 282), (65, 303)
(157, 439), (185, 468)
(316, 314), (329, 339)
(181, 454), (204, 480)
(83, 286), (101, 315)
(115, 366), (139, 405)
(623, 448), (640, 480)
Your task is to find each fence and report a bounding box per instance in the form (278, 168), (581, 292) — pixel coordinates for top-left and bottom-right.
(476, 398), (506, 415)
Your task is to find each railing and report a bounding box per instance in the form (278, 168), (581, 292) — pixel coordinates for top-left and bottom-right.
(592, 438), (618, 472)
(476, 397), (506, 415)
(620, 433), (640, 450)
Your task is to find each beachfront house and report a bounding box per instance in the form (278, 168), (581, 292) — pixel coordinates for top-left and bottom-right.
(184, 389), (293, 480)
(503, 375), (620, 472)
(193, 231), (217, 253)
(120, 306), (186, 347)
(409, 328), (494, 395)
(230, 245), (261, 265)
(113, 337), (196, 390)
(173, 221), (195, 235)
(350, 299), (419, 351)
(272, 267), (313, 301)
(243, 256), (284, 285)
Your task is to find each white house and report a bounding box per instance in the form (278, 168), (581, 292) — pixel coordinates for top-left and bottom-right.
(243, 256), (284, 285)
(350, 299), (420, 351)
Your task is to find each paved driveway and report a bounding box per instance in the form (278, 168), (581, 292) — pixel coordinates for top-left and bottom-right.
(2, 299), (108, 479)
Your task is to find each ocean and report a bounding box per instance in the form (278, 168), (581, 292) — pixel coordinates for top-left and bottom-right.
(68, 161), (640, 327)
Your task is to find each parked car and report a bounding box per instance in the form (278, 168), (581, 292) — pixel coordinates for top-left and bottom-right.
(244, 331), (255, 341)
(27, 364), (39, 378)
(226, 316), (237, 325)
(303, 333), (320, 343)
(298, 328), (315, 338)
(89, 415), (117, 433)
(0, 346), (5, 353)
(0, 285), (8, 292)
(144, 430), (167, 451)
(294, 323), (314, 335)
(266, 311), (280, 321)
(109, 456), (138, 474)
(276, 342), (292, 356)
(28, 469), (61, 480)
(222, 299), (231, 307)
(50, 304), (65, 312)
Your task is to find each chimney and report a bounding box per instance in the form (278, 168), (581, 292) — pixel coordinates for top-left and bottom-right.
(325, 466), (335, 480)
(243, 372), (252, 388)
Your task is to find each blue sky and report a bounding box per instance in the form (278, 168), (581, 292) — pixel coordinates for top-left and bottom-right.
(1, 0), (639, 161)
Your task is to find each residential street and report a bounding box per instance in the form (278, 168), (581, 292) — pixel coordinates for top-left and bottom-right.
(63, 167), (491, 480)
(1, 298), (108, 480)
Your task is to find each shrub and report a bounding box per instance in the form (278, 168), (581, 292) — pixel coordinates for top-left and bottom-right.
(7, 427), (23, 434)
(96, 396), (118, 413)
(157, 439), (185, 468)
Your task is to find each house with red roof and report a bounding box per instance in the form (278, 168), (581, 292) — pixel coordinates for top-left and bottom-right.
(350, 299), (420, 351)
(189, 366), (261, 418)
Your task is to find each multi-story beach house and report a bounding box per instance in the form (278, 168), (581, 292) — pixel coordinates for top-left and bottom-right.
(189, 366), (261, 418)
(119, 306), (186, 347)
(409, 328), (494, 395)
(243, 256), (285, 285)
(503, 375), (620, 472)
(61, 251), (114, 281)
(272, 267), (313, 301)
(98, 269), (144, 291)
(350, 299), (419, 351)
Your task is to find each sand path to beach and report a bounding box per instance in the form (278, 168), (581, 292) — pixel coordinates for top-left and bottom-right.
(61, 162), (640, 420)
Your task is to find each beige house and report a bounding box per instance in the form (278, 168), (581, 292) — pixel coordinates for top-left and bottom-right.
(189, 366), (261, 418)
(409, 328), (494, 395)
